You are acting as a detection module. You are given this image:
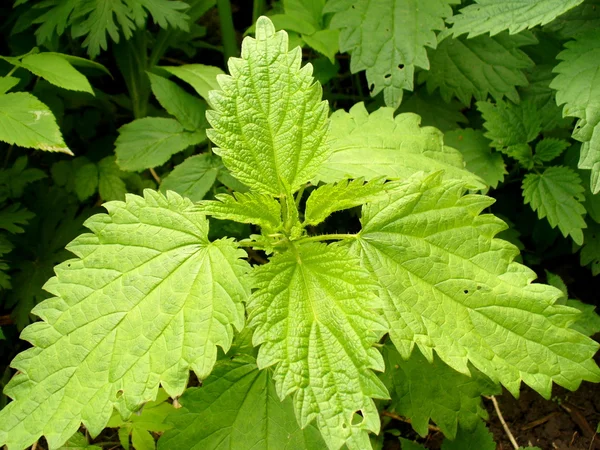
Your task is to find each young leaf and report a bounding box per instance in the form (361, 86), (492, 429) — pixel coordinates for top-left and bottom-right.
(301, 29), (339, 64)
(199, 192), (282, 233)
(304, 177), (389, 226)
(551, 29), (600, 193)
(160, 154), (220, 202)
(420, 32), (535, 106)
(447, 0), (584, 38)
(314, 103), (484, 189)
(477, 99), (541, 168)
(147, 72), (207, 131)
(566, 299), (600, 336)
(352, 172), (600, 398)
(206, 17), (330, 196)
(440, 421), (495, 450)
(248, 242), (389, 449)
(158, 357), (326, 449)
(325, 0), (459, 108)
(17, 53), (94, 94)
(534, 138), (570, 164)
(0, 190), (250, 450)
(580, 221), (600, 276)
(522, 166), (587, 244)
(0, 76), (21, 95)
(115, 117), (205, 171)
(381, 345), (499, 439)
(161, 64), (225, 102)
(444, 129), (506, 189)
(0, 92), (72, 155)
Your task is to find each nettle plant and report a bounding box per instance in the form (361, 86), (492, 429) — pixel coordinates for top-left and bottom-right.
(1, 17), (600, 450)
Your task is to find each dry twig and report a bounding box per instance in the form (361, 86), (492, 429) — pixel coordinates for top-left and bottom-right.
(490, 395), (519, 450)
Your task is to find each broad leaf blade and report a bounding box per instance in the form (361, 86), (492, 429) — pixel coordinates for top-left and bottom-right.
(0, 190), (251, 450)
(441, 421), (495, 450)
(158, 358), (326, 449)
(248, 242), (389, 449)
(534, 138), (570, 164)
(0, 92), (72, 155)
(206, 16), (330, 196)
(160, 154), (220, 202)
(19, 53), (94, 94)
(447, 0), (584, 38)
(353, 172), (600, 398)
(161, 64), (225, 102)
(326, 0), (459, 108)
(522, 166), (586, 244)
(115, 117), (205, 171)
(314, 103), (484, 189)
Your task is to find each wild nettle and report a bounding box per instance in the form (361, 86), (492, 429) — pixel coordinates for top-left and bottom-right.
(0, 16), (598, 450)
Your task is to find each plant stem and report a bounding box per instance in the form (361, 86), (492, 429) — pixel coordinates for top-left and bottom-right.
(297, 234), (358, 244)
(490, 395), (519, 450)
(216, 0), (238, 63)
(252, 0), (266, 23)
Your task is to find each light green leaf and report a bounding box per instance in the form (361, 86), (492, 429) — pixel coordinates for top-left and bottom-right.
(74, 162), (99, 201)
(396, 91), (467, 133)
(115, 117), (206, 172)
(268, 14), (317, 35)
(207, 17), (330, 196)
(581, 221), (600, 275)
(160, 154), (220, 202)
(57, 431), (101, 450)
(441, 421), (495, 450)
(18, 53), (94, 94)
(477, 99), (541, 168)
(534, 138), (570, 164)
(353, 172), (600, 398)
(199, 191), (282, 233)
(158, 357), (326, 449)
(314, 103), (484, 189)
(0, 190), (251, 450)
(304, 177), (389, 226)
(0, 92), (72, 155)
(147, 72), (207, 131)
(551, 29), (600, 193)
(98, 156), (127, 201)
(420, 32), (535, 105)
(132, 431), (155, 450)
(0, 76), (20, 95)
(382, 345), (499, 439)
(45, 53), (112, 77)
(248, 242), (389, 449)
(301, 29), (339, 64)
(161, 64), (225, 102)
(444, 129), (506, 189)
(447, 0), (584, 38)
(284, 0), (325, 29)
(326, 0), (459, 108)
(566, 299), (600, 336)
(522, 166), (586, 244)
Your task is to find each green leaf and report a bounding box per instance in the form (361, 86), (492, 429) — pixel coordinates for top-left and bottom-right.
(147, 72), (207, 131)
(115, 117), (206, 172)
(199, 192), (282, 233)
(352, 172), (600, 398)
(284, 0), (325, 29)
(399, 439), (427, 450)
(444, 129), (506, 189)
(132, 431), (155, 450)
(160, 154), (220, 202)
(268, 13), (317, 35)
(381, 345), (499, 439)
(304, 177), (389, 226)
(98, 156), (128, 201)
(551, 29), (600, 193)
(441, 421), (495, 450)
(447, 0), (584, 38)
(396, 91), (467, 133)
(0, 76), (20, 95)
(0, 328), (4, 340)
(314, 103), (484, 189)
(207, 17), (330, 196)
(0, 92), (72, 155)
(566, 299), (600, 336)
(477, 99), (541, 168)
(248, 242), (389, 449)
(158, 357), (326, 449)
(581, 221), (600, 275)
(0, 204), (34, 234)
(74, 162), (99, 201)
(544, 0), (600, 39)
(534, 138), (570, 164)
(522, 166), (586, 244)
(17, 53), (94, 94)
(0, 190), (251, 449)
(57, 431), (101, 450)
(545, 270), (568, 299)
(0, 155), (46, 200)
(326, 0), (459, 108)
(161, 64), (225, 102)
(420, 32), (535, 105)
(301, 29), (339, 64)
